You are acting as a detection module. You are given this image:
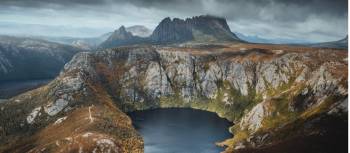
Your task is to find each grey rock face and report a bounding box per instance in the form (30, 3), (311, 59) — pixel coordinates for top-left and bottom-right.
(61, 46), (346, 113)
(99, 15), (242, 49)
(150, 15), (241, 43)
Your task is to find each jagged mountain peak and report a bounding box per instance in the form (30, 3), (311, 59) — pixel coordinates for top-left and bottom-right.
(99, 25), (148, 48)
(110, 26), (133, 39)
(117, 25), (127, 32)
(161, 17), (172, 23)
(150, 15), (241, 43)
(99, 15), (242, 49)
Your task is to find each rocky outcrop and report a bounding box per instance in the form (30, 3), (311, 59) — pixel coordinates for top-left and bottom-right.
(240, 101), (271, 132)
(0, 43), (347, 153)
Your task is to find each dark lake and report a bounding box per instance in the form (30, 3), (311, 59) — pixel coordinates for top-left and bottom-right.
(128, 108), (233, 153)
(0, 79), (52, 99)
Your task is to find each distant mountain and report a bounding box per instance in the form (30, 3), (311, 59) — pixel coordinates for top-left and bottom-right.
(126, 25), (152, 37)
(309, 36), (348, 49)
(0, 35), (80, 82)
(99, 26), (148, 49)
(150, 15), (241, 43)
(99, 15), (242, 49)
(36, 32), (112, 50)
(235, 32), (311, 44)
(39, 26), (151, 50)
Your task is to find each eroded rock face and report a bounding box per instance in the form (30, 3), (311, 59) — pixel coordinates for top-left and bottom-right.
(0, 43), (347, 153)
(58, 45), (347, 117)
(240, 101), (271, 132)
(150, 15), (241, 43)
(74, 46), (345, 113)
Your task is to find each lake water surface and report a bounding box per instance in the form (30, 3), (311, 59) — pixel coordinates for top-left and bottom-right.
(128, 108), (233, 153)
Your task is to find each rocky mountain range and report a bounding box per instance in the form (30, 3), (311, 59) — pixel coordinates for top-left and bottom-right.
(150, 15), (241, 43)
(0, 42), (347, 153)
(235, 33), (312, 44)
(0, 35), (80, 82)
(36, 25), (151, 50)
(35, 32), (113, 50)
(236, 33), (348, 49)
(99, 15), (242, 49)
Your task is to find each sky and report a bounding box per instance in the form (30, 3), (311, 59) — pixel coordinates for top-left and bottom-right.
(0, 0), (347, 42)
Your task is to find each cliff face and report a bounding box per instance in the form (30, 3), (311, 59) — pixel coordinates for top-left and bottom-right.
(150, 15), (241, 43)
(0, 43), (347, 153)
(99, 15), (242, 49)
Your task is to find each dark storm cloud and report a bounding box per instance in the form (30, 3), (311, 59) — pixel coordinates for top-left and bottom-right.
(0, 0), (105, 7)
(0, 0), (346, 22)
(0, 0), (347, 41)
(0, 0), (346, 16)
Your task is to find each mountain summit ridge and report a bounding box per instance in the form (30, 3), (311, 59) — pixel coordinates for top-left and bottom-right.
(99, 15), (242, 48)
(150, 15), (241, 43)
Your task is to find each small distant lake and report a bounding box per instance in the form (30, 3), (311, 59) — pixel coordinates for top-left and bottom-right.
(0, 79), (52, 99)
(128, 108), (233, 153)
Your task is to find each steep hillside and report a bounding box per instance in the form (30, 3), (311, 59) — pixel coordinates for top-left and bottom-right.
(0, 43), (347, 153)
(0, 35), (80, 82)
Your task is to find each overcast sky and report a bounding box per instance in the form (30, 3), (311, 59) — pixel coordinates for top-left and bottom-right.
(0, 0), (347, 42)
